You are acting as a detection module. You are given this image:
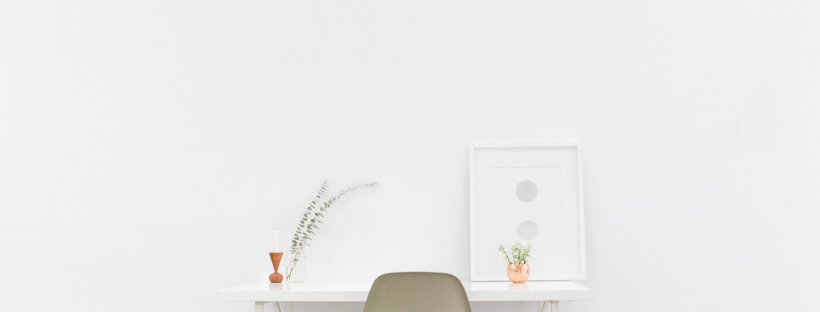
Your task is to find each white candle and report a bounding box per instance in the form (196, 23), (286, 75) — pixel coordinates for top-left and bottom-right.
(272, 229), (279, 252)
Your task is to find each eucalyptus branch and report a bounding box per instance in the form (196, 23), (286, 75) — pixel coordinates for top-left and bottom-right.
(290, 180), (328, 254)
(286, 181), (378, 281)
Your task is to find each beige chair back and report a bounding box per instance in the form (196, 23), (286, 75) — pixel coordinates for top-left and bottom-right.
(363, 272), (472, 312)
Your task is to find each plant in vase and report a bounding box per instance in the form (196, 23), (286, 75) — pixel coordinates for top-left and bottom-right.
(499, 242), (532, 283)
(286, 180), (378, 283)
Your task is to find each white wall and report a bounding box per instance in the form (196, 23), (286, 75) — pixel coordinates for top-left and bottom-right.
(2, 1), (819, 311)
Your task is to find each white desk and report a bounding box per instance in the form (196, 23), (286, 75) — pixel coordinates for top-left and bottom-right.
(218, 280), (592, 312)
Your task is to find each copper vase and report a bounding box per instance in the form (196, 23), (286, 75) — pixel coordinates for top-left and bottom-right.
(507, 264), (530, 283)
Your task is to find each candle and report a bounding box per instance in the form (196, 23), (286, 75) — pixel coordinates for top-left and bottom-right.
(272, 229), (279, 252)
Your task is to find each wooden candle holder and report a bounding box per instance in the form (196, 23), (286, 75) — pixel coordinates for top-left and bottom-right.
(269, 252), (284, 283)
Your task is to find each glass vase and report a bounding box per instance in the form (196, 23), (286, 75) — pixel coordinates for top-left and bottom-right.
(286, 251), (307, 283)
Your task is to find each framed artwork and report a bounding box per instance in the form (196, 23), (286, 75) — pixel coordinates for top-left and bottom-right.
(470, 142), (586, 281)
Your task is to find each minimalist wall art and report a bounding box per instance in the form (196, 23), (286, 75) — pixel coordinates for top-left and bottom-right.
(470, 142), (586, 281)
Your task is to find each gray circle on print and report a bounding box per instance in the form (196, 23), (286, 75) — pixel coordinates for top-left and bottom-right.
(516, 180), (537, 202)
(517, 220), (539, 240)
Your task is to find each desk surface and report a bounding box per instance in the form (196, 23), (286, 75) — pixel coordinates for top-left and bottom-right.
(218, 280), (592, 302)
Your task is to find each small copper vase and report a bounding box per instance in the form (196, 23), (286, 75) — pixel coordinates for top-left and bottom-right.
(269, 252), (284, 283)
(507, 263), (530, 283)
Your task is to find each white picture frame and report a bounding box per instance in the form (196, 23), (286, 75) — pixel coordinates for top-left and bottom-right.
(470, 141), (587, 281)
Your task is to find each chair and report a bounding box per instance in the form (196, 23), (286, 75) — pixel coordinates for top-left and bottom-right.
(363, 272), (472, 312)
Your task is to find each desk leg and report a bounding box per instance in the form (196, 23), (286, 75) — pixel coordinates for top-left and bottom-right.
(254, 302), (289, 312)
(276, 302), (292, 312)
(550, 300), (559, 312)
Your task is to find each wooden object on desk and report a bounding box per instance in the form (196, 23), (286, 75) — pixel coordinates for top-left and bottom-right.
(268, 252), (283, 283)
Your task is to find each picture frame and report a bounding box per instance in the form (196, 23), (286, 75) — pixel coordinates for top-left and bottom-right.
(470, 141), (587, 281)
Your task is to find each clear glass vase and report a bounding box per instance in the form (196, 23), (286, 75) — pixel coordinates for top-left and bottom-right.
(286, 251), (307, 283)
